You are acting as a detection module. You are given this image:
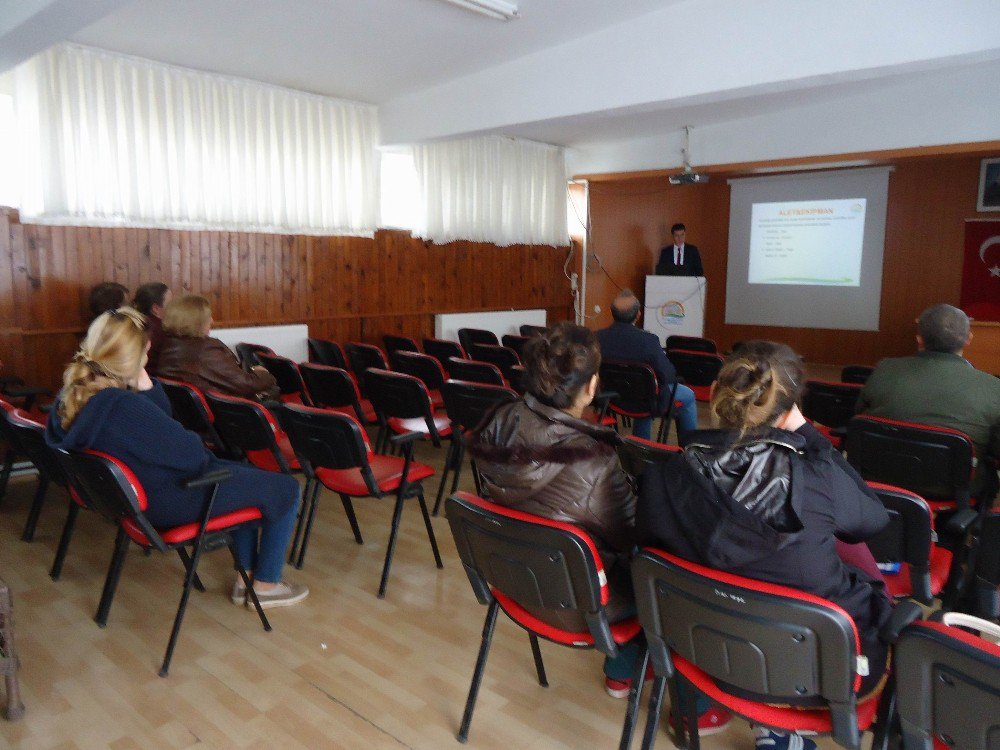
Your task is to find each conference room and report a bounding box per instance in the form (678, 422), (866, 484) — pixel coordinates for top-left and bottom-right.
(1, 2), (999, 748)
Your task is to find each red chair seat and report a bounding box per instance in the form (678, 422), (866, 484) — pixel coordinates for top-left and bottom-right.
(329, 401), (377, 423)
(882, 545), (953, 600)
(493, 589), (641, 647)
(245, 431), (300, 472)
(428, 389), (445, 410)
(279, 393), (306, 406)
(122, 507), (263, 546)
(315, 454), (434, 496)
(690, 384), (713, 402)
(387, 415), (452, 438)
(674, 654), (882, 734)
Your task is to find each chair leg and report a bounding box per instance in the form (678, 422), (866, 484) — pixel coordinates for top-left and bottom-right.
(50, 500), (79, 580)
(434, 441), (455, 513)
(457, 599), (499, 744)
(176, 547), (206, 593)
(95, 527), (130, 628)
(528, 633), (548, 687)
(159, 532), (208, 677)
(870, 682), (896, 750)
(415, 488), (443, 569)
(434, 442), (465, 516)
(684, 675), (701, 750)
(377, 488), (410, 599)
(295, 480), (324, 569)
(227, 539), (271, 633)
(339, 493), (364, 545)
(665, 675), (687, 749)
(620, 647), (650, 750)
(289, 477), (313, 564)
(20, 476), (49, 542)
(0, 447), (15, 504)
(642, 676), (669, 750)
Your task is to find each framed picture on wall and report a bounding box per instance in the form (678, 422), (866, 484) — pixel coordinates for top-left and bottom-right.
(978, 157), (1000, 211)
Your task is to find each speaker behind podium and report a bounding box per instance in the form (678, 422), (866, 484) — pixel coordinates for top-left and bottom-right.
(643, 275), (707, 345)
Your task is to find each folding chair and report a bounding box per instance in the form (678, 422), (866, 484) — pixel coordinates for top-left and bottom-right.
(234, 342), (274, 370)
(500, 334), (531, 359)
(665, 349), (724, 402)
(519, 324), (547, 337)
(599, 360), (679, 443)
(298, 363), (377, 425)
(389, 350), (447, 410)
(841, 365), (875, 385)
(203, 391), (300, 475)
(58, 449), (270, 676)
(445, 357), (506, 387)
(158, 377), (228, 454)
(365, 368), (451, 456)
(802, 380), (863, 449)
(257, 353), (312, 405)
(616, 436), (682, 489)
(893, 612), (1000, 750)
(433, 379), (519, 515)
(344, 342), (389, 398)
(665, 335), (717, 354)
(630, 548), (916, 750)
(280, 405), (442, 596)
(470, 344), (521, 383)
(422, 338), (466, 374)
(457, 327), (499, 354)
(445, 492), (643, 746)
(382, 334), (420, 356)
(307, 338), (348, 369)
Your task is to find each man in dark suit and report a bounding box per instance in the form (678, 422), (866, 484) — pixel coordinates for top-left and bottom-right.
(655, 222), (704, 276)
(596, 290), (698, 440)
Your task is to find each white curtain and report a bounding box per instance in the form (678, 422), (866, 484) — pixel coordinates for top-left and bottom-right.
(412, 136), (568, 247)
(13, 44), (379, 236)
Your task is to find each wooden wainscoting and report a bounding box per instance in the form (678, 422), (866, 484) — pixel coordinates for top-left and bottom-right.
(0, 209), (572, 390)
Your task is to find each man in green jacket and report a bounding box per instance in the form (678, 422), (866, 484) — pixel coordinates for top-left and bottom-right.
(858, 304), (1000, 502)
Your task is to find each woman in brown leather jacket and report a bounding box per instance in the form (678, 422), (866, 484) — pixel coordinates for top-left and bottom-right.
(156, 294), (278, 399)
(469, 322), (638, 696)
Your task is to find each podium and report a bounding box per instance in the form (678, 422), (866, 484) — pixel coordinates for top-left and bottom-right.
(643, 275), (706, 345)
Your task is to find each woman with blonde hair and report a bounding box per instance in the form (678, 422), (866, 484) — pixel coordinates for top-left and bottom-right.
(156, 294), (277, 399)
(46, 308), (307, 608)
(636, 341), (891, 750)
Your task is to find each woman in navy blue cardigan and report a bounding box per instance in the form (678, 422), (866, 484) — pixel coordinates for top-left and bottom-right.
(46, 307), (307, 609)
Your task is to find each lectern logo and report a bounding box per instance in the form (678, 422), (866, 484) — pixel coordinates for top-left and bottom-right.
(657, 300), (686, 328)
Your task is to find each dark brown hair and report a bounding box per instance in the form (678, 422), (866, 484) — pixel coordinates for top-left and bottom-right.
(132, 282), (169, 316)
(87, 282), (129, 320)
(711, 340), (804, 435)
(522, 322), (601, 410)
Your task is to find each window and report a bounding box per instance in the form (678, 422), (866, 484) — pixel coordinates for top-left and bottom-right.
(379, 149), (418, 231)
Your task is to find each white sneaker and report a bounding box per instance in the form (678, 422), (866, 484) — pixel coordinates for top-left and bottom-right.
(231, 578), (248, 605)
(251, 580), (309, 609)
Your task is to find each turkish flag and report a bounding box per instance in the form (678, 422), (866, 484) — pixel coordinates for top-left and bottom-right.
(961, 220), (1000, 321)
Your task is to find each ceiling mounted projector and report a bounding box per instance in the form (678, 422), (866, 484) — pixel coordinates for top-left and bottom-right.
(669, 126), (709, 185)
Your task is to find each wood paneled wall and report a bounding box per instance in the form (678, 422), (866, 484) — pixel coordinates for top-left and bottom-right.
(0, 208), (573, 390)
(584, 154), (988, 366)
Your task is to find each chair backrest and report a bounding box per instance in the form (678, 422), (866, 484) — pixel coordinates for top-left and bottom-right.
(203, 391), (291, 472)
(864, 482), (934, 602)
(666, 349), (725, 386)
(389, 350), (447, 394)
(234, 342), (273, 370)
(445, 491), (617, 654)
(382, 334), (420, 356)
(616, 436), (681, 483)
(519, 324), (547, 337)
(500, 334), (531, 359)
(158, 378), (216, 434)
(298, 363), (368, 422)
(344, 342), (389, 396)
(845, 416), (974, 507)
(280, 405), (376, 492)
(445, 357), (505, 387)
(631, 548), (863, 747)
(59, 449), (166, 551)
(599, 360), (659, 418)
(365, 368), (441, 441)
(802, 380), (863, 429)
(894, 616), (1000, 750)
(422, 338), (466, 372)
(440, 379), (519, 433)
(4, 407), (67, 487)
(458, 327), (499, 353)
(666, 335), (717, 354)
(841, 365), (875, 385)
(307, 337), (348, 369)
(470, 344), (521, 381)
(969, 512), (1000, 620)
(257, 353), (311, 405)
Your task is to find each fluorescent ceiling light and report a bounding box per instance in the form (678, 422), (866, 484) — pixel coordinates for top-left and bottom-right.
(439, 0), (520, 21)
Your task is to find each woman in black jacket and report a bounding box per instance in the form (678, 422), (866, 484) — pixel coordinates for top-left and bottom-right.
(637, 341), (891, 750)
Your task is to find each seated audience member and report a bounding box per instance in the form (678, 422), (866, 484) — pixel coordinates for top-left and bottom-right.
(132, 282), (171, 375)
(596, 289), (698, 440)
(87, 282), (129, 321)
(469, 322), (643, 699)
(858, 303), (1000, 501)
(157, 294), (278, 400)
(637, 341), (891, 749)
(45, 308), (307, 607)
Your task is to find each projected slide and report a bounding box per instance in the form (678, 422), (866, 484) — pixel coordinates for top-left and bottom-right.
(748, 198), (867, 286)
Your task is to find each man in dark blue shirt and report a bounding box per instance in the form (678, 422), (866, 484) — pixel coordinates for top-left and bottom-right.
(596, 290), (697, 440)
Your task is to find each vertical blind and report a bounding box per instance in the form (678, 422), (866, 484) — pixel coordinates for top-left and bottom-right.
(412, 135), (569, 247)
(13, 44), (379, 236)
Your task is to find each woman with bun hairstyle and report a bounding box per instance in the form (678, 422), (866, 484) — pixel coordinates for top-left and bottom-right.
(469, 322), (639, 696)
(636, 341), (891, 750)
(46, 308), (307, 608)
